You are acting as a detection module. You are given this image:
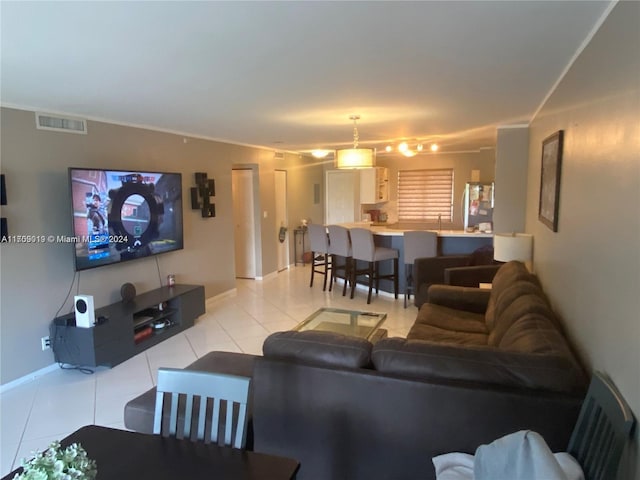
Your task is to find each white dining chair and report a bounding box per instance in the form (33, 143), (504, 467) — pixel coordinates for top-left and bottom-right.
(153, 368), (251, 449)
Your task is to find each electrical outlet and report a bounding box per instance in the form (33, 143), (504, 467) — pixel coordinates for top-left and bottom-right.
(41, 336), (51, 351)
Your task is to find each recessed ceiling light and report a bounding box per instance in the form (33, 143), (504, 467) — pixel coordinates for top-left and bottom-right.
(311, 150), (331, 158)
(430, 144), (439, 152)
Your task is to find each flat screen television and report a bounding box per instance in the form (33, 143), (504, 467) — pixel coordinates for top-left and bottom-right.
(69, 168), (183, 271)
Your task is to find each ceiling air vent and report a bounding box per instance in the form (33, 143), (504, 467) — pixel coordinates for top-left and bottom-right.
(274, 152), (285, 160)
(35, 113), (87, 134)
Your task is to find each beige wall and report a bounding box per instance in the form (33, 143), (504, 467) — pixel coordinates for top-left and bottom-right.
(525, 2), (639, 478)
(375, 148), (496, 228)
(0, 107), (324, 384)
(494, 126), (529, 233)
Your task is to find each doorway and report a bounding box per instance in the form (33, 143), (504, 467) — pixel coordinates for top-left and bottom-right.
(275, 170), (289, 271)
(232, 169), (257, 279)
(326, 169), (358, 224)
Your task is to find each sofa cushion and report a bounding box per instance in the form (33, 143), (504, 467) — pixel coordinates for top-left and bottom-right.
(415, 303), (488, 334)
(468, 244), (495, 266)
(371, 337), (586, 393)
(263, 330), (373, 368)
(488, 288), (556, 346)
(407, 322), (488, 345)
(498, 313), (574, 357)
(485, 261), (537, 327)
(427, 285), (491, 314)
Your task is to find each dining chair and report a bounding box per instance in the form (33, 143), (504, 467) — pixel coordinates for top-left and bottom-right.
(153, 368), (251, 449)
(307, 223), (331, 291)
(402, 230), (438, 308)
(327, 225), (352, 296)
(432, 371), (636, 480)
(567, 371), (636, 480)
(349, 227), (399, 304)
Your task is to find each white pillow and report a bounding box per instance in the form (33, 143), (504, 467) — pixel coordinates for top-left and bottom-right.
(432, 453), (474, 480)
(432, 431), (584, 480)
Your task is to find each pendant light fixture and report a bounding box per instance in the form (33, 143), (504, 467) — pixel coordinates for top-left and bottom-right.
(335, 115), (376, 169)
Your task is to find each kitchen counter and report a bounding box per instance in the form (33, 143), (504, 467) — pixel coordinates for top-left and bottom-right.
(341, 222), (493, 238)
(335, 223), (493, 302)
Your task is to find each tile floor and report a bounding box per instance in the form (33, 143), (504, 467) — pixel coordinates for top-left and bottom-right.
(0, 264), (417, 476)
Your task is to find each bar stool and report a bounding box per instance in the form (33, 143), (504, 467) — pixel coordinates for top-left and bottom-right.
(327, 225), (352, 296)
(307, 223), (331, 291)
(349, 228), (399, 304)
(403, 230), (438, 308)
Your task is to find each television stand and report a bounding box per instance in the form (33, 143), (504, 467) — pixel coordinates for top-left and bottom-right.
(50, 284), (205, 368)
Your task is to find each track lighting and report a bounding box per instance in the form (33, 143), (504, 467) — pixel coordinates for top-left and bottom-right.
(384, 142), (438, 156)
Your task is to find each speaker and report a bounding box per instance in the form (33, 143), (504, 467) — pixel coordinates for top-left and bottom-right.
(120, 282), (136, 302)
(74, 295), (95, 328)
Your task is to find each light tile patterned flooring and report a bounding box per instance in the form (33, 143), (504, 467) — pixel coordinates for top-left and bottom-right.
(0, 265), (417, 476)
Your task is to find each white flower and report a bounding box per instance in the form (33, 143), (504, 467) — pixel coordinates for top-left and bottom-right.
(52, 461), (64, 474)
(13, 442), (96, 480)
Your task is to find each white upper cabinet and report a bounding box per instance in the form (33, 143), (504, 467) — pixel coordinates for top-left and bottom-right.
(360, 167), (389, 204)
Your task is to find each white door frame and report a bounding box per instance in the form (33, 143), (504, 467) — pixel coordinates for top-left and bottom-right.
(232, 168), (258, 279)
(275, 170), (289, 271)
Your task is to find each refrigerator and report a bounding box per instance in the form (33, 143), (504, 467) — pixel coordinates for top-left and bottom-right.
(463, 182), (494, 232)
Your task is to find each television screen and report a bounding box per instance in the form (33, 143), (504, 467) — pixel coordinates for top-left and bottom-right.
(69, 168), (183, 271)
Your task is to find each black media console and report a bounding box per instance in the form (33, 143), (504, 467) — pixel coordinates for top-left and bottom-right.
(51, 284), (205, 368)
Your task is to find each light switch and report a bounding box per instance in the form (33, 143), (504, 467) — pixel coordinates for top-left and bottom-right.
(263, 211), (268, 219)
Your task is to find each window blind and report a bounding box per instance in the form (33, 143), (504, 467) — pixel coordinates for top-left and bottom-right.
(397, 169), (454, 222)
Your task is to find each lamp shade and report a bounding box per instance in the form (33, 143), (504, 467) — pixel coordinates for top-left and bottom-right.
(335, 148), (375, 169)
(493, 233), (533, 263)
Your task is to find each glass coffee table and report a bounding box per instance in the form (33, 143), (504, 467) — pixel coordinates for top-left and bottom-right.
(293, 307), (387, 341)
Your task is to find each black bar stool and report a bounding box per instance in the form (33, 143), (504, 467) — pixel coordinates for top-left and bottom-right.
(308, 224), (331, 291)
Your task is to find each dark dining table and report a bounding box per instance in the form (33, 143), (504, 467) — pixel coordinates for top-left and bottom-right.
(3, 425), (299, 480)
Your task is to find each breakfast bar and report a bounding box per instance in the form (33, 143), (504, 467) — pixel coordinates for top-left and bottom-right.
(338, 223), (493, 298)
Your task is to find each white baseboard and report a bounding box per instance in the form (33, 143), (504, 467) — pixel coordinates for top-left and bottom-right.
(0, 362), (59, 393)
(205, 288), (238, 309)
(256, 270), (279, 281)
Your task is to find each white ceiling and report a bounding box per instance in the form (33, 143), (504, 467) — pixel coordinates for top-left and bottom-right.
(1, 1), (613, 155)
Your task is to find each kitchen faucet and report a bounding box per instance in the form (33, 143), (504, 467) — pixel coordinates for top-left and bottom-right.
(438, 214), (442, 232)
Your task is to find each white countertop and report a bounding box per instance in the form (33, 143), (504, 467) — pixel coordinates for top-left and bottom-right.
(340, 222), (493, 238)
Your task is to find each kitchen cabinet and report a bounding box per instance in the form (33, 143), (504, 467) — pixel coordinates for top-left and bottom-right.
(360, 167), (389, 204)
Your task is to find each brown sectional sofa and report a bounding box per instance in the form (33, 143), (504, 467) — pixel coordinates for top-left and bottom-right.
(124, 261), (587, 480)
(392, 260), (587, 393)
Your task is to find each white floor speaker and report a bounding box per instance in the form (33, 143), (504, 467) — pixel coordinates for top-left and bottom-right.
(74, 295), (95, 328)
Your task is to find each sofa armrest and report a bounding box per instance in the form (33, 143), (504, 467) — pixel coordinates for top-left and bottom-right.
(413, 255), (471, 308)
(427, 284), (491, 314)
(444, 264), (501, 287)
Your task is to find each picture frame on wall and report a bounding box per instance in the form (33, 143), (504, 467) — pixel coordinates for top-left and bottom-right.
(538, 130), (564, 232)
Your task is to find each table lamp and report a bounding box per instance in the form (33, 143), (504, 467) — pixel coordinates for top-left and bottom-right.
(493, 233), (533, 271)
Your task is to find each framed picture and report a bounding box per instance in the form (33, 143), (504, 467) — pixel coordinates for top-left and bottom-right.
(538, 130), (564, 232)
